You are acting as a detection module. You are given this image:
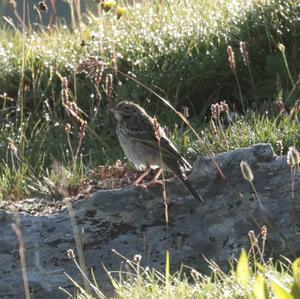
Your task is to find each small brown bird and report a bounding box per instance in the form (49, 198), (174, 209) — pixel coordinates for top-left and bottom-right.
(110, 101), (203, 201)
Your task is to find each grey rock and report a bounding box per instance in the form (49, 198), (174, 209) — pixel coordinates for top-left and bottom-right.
(0, 143), (299, 298)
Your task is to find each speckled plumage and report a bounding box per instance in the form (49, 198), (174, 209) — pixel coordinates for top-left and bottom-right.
(111, 101), (203, 201)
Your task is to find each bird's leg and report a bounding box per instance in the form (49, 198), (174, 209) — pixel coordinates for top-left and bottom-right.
(149, 167), (163, 185)
(133, 165), (151, 187)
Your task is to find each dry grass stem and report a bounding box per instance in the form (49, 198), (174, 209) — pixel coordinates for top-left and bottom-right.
(227, 46), (245, 111)
(287, 146), (299, 239)
(248, 229), (265, 264)
(11, 218), (31, 299)
(60, 77), (87, 163)
(153, 116), (169, 227)
(65, 199), (91, 294)
(278, 43), (295, 87)
(210, 101), (230, 148)
(261, 225), (267, 259)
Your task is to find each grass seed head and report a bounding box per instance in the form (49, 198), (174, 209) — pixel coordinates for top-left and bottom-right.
(38, 1), (48, 12)
(61, 77), (68, 104)
(261, 225), (267, 241)
(79, 121), (87, 139)
(105, 73), (113, 98)
(276, 140), (283, 156)
(211, 103), (221, 119)
(227, 46), (236, 70)
(239, 41), (249, 66)
(133, 254), (142, 264)
(65, 123), (72, 134)
(153, 116), (161, 141)
(278, 43), (285, 53)
(7, 137), (18, 156)
(9, 0), (17, 11)
(182, 106), (189, 119)
(248, 230), (258, 246)
(67, 248), (75, 260)
(75, 57), (107, 86)
(287, 146), (300, 168)
(240, 160), (254, 182)
(220, 101), (229, 113)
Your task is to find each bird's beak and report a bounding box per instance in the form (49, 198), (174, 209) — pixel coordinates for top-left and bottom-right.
(109, 108), (122, 120)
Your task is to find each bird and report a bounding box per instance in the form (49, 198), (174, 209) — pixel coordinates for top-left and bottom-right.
(110, 101), (203, 202)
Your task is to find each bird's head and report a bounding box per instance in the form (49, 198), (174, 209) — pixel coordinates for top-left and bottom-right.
(110, 101), (145, 121)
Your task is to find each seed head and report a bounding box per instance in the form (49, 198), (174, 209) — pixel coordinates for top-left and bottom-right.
(240, 160), (254, 182)
(220, 101), (229, 113)
(278, 43), (285, 53)
(261, 225), (267, 241)
(227, 46), (236, 70)
(61, 77), (68, 105)
(287, 146), (300, 168)
(64, 123), (72, 134)
(105, 73), (113, 98)
(239, 41), (249, 66)
(79, 121), (87, 139)
(38, 1), (48, 12)
(211, 103), (221, 119)
(248, 230), (258, 246)
(67, 249), (75, 260)
(75, 57), (107, 86)
(278, 100), (287, 115)
(182, 106), (189, 119)
(133, 254), (142, 263)
(276, 140), (283, 156)
(153, 116), (161, 141)
(7, 137), (18, 156)
(9, 0), (17, 11)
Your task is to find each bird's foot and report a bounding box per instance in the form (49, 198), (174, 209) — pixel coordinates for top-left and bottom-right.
(148, 179), (163, 185)
(133, 182), (148, 190)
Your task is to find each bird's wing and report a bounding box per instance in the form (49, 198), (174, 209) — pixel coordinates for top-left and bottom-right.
(127, 117), (191, 170)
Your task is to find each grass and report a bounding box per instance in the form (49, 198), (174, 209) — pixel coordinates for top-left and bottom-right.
(0, 0), (299, 200)
(62, 244), (300, 299)
(3, 1), (300, 297)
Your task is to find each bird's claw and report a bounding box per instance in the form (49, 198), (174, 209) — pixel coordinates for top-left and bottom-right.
(148, 179), (163, 185)
(133, 182), (148, 190)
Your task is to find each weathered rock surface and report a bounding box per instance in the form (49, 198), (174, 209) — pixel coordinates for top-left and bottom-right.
(0, 144), (299, 298)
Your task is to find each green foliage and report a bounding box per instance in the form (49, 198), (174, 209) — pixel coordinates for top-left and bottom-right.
(254, 272), (268, 299)
(235, 249), (251, 289)
(64, 249), (300, 299)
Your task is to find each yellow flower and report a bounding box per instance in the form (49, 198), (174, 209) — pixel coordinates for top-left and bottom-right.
(116, 6), (126, 19)
(101, 1), (116, 12)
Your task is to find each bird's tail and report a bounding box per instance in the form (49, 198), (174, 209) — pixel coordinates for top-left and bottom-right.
(178, 176), (204, 202)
